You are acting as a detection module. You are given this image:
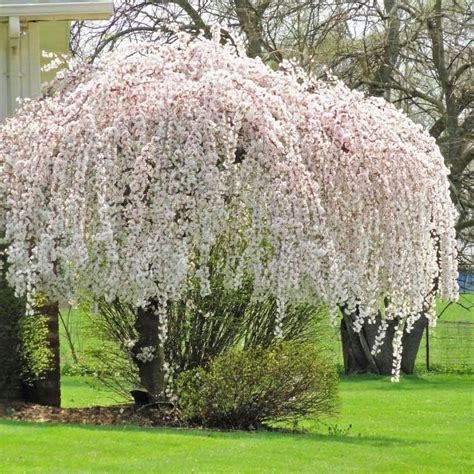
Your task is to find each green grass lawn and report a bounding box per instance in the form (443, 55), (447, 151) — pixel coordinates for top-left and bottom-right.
(437, 293), (474, 322)
(1, 374), (472, 473)
(2, 298), (469, 472)
(61, 377), (127, 408)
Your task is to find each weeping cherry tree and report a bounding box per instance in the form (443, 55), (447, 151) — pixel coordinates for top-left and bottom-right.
(0, 32), (458, 402)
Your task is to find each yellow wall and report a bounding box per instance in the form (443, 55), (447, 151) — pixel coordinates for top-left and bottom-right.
(39, 21), (69, 83)
(1, 20), (70, 120)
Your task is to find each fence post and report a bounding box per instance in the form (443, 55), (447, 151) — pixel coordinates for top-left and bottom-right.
(426, 322), (430, 371)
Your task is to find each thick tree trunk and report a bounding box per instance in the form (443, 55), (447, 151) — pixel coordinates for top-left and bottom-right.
(400, 316), (427, 374)
(23, 301), (61, 407)
(132, 302), (166, 401)
(0, 261), (25, 402)
(341, 309), (427, 376)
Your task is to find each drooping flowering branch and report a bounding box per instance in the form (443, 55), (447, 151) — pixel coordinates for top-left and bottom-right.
(0, 32), (458, 380)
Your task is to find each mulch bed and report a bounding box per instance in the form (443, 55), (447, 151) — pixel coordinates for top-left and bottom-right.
(0, 402), (186, 428)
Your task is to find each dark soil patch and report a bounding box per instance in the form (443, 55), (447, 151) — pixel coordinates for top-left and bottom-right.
(0, 402), (186, 428)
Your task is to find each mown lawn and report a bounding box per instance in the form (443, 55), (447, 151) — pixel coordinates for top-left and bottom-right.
(1, 297), (471, 472)
(437, 293), (474, 322)
(1, 374), (472, 473)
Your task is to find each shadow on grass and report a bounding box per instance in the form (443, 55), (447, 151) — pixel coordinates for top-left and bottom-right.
(0, 419), (425, 448)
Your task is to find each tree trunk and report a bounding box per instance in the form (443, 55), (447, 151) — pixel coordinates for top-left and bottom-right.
(132, 301), (166, 400)
(400, 316), (427, 374)
(0, 260), (25, 403)
(341, 309), (427, 376)
(23, 301), (61, 407)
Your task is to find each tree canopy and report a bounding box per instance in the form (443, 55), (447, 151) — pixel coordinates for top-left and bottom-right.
(0, 32), (458, 379)
(71, 1), (472, 261)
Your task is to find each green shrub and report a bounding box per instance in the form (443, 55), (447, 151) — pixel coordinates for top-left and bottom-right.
(176, 342), (338, 429)
(19, 312), (53, 383)
(73, 244), (332, 401)
(91, 267), (330, 399)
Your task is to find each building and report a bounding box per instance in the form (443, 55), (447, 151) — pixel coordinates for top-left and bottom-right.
(0, 0), (113, 120)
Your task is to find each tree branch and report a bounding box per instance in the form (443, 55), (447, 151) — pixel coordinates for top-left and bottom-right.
(455, 219), (474, 232)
